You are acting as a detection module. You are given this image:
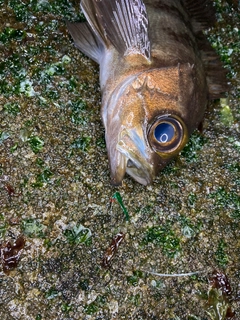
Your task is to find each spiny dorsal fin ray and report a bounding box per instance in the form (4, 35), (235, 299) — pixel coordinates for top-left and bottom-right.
(81, 0), (151, 60)
(67, 21), (104, 63)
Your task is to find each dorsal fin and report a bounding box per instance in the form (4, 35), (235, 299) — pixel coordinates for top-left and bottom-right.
(81, 0), (151, 60)
(67, 21), (104, 63)
(183, 0), (229, 98)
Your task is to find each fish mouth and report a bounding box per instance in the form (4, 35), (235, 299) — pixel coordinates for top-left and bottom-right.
(126, 156), (153, 186)
(109, 129), (155, 186)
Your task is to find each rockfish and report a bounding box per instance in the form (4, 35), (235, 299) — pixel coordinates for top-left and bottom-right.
(67, 0), (227, 185)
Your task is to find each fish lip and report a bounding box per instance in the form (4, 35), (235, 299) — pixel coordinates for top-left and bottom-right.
(126, 163), (153, 185)
(109, 150), (127, 186)
(110, 151), (153, 186)
(114, 133), (154, 186)
(124, 152), (153, 186)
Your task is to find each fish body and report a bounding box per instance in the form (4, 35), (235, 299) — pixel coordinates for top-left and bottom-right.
(67, 0), (227, 185)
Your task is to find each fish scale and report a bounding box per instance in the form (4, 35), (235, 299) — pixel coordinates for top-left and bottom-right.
(67, 0), (228, 186)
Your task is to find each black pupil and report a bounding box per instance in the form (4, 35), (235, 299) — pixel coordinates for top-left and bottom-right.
(154, 122), (175, 144)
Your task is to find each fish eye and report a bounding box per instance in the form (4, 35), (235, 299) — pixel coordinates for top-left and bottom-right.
(154, 122), (175, 144)
(148, 115), (188, 158)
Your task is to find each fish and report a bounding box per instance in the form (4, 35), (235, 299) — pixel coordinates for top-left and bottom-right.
(67, 0), (228, 186)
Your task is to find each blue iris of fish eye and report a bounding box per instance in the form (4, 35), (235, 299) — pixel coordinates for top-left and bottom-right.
(154, 122), (175, 144)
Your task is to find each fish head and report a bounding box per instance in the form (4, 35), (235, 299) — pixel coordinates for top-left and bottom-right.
(102, 64), (206, 185)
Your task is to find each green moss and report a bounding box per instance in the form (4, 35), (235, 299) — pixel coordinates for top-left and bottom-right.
(208, 23), (239, 75)
(33, 0), (77, 19)
(3, 102), (20, 116)
(84, 295), (106, 315)
(84, 302), (98, 315)
(161, 161), (179, 175)
(96, 135), (106, 149)
(61, 303), (72, 313)
(44, 89), (60, 100)
(220, 99), (234, 126)
(230, 209), (240, 220)
(0, 222), (7, 238)
(43, 238), (53, 249)
(208, 187), (240, 213)
(69, 99), (88, 125)
(8, 0), (32, 22)
(179, 215), (202, 239)
(28, 136), (44, 153)
(10, 143), (18, 153)
(79, 279), (89, 291)
(1, 53), (25, 77)
(215, 239), (229, 267)
(187, 316), (201, 320)
(225, 162), (240, 173)
(0, 80), (11, 96)
(142, 224), (181, 258)
(67, 76), (78, 92)
(46, 287), (59, 300)
(0, 131), (10, 144)
(181, 132), (207, 162)
(31, 168), (53, 188)
(35, 158), (45, 168)
(19, 79), (36, 97)
(137, 204), (152, 214)
(187, 192), (197, 207)
(46, 64), (64, 76)
(127, 270), (143, 286)
(8, 0), (81, 22)
(129, 293), (141, 306)
(24, 120), (34, 127)
(71, 136), (91, 152)
(228, 137), (240, 153)
(0, 27), (26, 43)
(21, 219), (46, 238)
(63, 224), (92, 245)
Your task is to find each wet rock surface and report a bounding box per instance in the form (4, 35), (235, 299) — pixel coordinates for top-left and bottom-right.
(0, 1), (239, 319)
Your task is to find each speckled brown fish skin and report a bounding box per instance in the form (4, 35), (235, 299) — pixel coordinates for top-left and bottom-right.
(67, 0), (228, 186)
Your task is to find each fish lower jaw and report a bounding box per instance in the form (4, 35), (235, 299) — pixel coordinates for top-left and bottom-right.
(116, 147), (154, 186)
(110, 156), (153, 186)
(126, 165), (152, 186)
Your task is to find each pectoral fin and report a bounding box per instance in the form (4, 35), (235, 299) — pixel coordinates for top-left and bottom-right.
(67, 21), (104, 63)
(81, 0), (151, 60)
(183, 0), (229, 98)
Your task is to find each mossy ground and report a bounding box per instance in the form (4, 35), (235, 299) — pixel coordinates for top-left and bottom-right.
(0, 1), (239, 319)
